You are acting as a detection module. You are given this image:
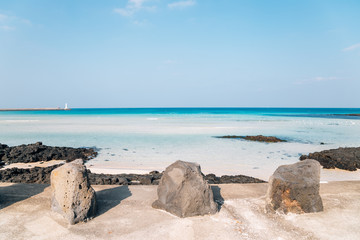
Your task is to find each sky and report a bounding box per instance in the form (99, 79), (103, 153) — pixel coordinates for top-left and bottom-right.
(0, 0), (359, 108)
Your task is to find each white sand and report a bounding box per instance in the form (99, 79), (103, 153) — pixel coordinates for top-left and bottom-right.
(2, 160), (65, 169)
(1, 181), (359, 239)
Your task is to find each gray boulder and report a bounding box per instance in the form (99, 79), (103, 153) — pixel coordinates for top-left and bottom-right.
(50, 159), (96, 224)
(152, 160), (217, 217)
(266, 159), (323, 214)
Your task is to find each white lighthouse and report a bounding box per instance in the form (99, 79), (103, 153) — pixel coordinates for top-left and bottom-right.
(64, 103), (69, 110)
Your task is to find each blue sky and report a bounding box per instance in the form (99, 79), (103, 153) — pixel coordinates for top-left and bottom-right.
(0, 0), (359, 108)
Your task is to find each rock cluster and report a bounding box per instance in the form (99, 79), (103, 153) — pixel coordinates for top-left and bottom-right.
(0, 142), (97, 165)
(87, 171), (162, 185)
(204, 173), (265, 184)
(0, 165), (61, 183)
(217, 135), (286, 143)
(50, 160), (96, 224)
(266, 159), (323, 214)
(300, 147), (360, 171)
(1, 166), (266, 185)
(152, 160), (218, 218)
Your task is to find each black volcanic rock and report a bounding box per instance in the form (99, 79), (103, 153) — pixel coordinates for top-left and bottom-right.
(87, 171), (162, 185)
(204, 173), (266, 184)
(0, 165), (266, 185)
(335, 114), (360, 117)
(0, 142), (266, 185)
(0, 165), (61, 184)
(217, 135), (286, 143)
(300, 147), (360, 171)
(0, 142), (97, 165)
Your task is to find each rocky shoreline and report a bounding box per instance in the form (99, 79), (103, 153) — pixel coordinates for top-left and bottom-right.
(0, 142), (266, 185)
(0, 142), (97, 166)
(0, 165), (266, 185)
(335, 113), (360, 117)
(300, 147), (360, 171)
(2, 142), (360, 186)
(216, 135), (286, 143)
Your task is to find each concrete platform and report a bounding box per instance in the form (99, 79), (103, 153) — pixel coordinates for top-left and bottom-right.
(0, 182), (359, 240)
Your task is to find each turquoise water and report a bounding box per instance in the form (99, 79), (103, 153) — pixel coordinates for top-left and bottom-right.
(1, 108), (360, 180)
(1, 107), (360, 116)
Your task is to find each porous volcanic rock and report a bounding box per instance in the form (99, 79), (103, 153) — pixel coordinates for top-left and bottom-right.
(266, 159), (323, 214)
(300, 147), (360, 171)
(0, 142), (97, 165)
(87, 171), (162, 185)
(0, 165), (61, 184)
(217, 135), (286, 143)
(0, 166), (265, 185)
(204, 173), (266, 184)
(152, 160), (218, 218)
(50, 160), (96, 224)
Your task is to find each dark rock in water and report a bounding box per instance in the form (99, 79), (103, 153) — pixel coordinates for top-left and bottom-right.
(335, 114), (360, 117)
(266, 159), (323, 214)
(51, 160), (96, 224)
(152, 160), (218, 218)
(299, 147), (360, 171)
(216, 135), (286, 143)
(0, 142), (97, 165)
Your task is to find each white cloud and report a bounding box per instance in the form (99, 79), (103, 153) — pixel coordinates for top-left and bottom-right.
(0, 13), (8, 21)
(114, 8), (134, 17)
(0, 13), (31, 31)
(343, 43), (360, 52)
(0, 25), (15, 31)
(313, 76), (337, 81)
(132, 19), (149, 26)
(168, 0), (196, 9)
(294, 76), (338, 85)
(164, 59), (177, 64)
(130, 0), (147, 8)
(114, 0), (156, 17)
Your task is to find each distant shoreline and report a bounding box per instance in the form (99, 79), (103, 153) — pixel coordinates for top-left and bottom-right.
(0, 108), (70, 111)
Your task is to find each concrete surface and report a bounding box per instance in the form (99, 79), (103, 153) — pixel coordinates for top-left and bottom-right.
(0, 181), (359, 240)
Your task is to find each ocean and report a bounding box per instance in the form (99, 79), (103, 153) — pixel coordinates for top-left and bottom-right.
(1, 108), (360, 180)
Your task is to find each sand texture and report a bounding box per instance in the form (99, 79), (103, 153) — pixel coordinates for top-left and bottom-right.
(0, 181), (359, 239)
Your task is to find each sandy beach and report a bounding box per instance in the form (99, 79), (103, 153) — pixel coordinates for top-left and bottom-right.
(1, 181), (359, 240)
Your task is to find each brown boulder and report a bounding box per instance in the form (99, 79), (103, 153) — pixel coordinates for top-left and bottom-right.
(266, 159), (323, 214)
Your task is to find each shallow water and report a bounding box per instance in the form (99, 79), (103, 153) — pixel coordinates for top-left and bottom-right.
(1, 108), (359, 180)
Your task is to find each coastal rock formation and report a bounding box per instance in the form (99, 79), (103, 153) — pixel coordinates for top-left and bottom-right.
(0, 144), (8, 167)
(87, 171), (161, 185)
(204, 173), (266, 184)
(152, 160), (218, 218)
(335, 114), (360, 117)
(266, 159), (323, 214)
(0, 165), (61, 184)
(217, 135), (286, 143)
(0, 142), (97, 165)
(0, 166), (266, 185)
(50, 160), (96, 224)
(300, 147), (360, 171)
